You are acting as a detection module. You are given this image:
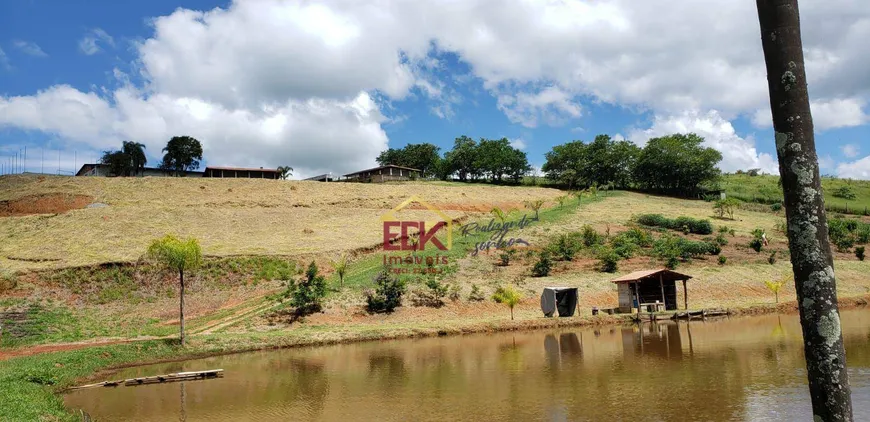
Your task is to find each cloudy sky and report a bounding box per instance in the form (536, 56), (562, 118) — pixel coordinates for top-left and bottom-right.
(1, 0), (869, 179)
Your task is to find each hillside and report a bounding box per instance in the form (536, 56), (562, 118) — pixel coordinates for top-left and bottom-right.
(722, 173), (870, 214)
(2, 174), (870, 354)
(0, 174), (562, 271)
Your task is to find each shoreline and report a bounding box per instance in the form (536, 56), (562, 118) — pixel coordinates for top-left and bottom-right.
(2, 294), (869, 421)
(62, 293), (870, 389)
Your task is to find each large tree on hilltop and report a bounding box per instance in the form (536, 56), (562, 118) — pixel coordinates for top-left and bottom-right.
(160, 136), (203, 177)
(756, 0), (852, 419)
(631, 133), (721, 195)
(376, 143), (441, 178)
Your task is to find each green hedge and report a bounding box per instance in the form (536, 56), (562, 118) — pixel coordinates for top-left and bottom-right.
(635, 214), (713, 235)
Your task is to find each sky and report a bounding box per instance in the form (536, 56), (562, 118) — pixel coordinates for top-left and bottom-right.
(0, 0), (869, 179)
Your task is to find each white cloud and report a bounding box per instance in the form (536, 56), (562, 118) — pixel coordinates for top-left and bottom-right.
(837, 156), (870, 180)
(3, 0), (870, 176)
(752, 98), (869, 131)
(818, 154), (835, 172)
(509, 138), (527, 150)
(841, 143), (860, 158)
(497, 86), (582, 128)
(0, 84), (388, 179)
(78, 28), (115, 55)
(12, 40), (48, 57)
(628, 110), (779, 174)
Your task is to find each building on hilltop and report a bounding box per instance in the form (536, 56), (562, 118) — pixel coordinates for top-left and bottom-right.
(75, 164), (204, 177)
(304, 173), (335, 182)
(343, 165), (421, 183)
(202, 166), (280, 179)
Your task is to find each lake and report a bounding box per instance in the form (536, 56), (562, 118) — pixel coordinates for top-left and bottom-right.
(64, 309), (870, 421)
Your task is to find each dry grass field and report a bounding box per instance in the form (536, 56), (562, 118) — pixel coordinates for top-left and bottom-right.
(0, 174), (563, 271)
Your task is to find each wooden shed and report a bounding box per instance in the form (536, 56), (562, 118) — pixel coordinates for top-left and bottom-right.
(612, 269), (692, 313)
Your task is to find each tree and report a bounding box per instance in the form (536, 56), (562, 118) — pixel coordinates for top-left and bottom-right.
(160, 136), (203, 176)
(330, 254), (349, 289)
(277, 166), (293, 180)
(376, 143), (442, 178)
(764, 276), (787, 303)
(632, 133), (722, 195)
(756, 0), (852, 419)
(146, 235), (202, 346)
(122, 141), (147, 176)
(492, 285), (523, 320)
(100, 150), (131, 177)
(289, 261), (327, 314)
(444, 136), (479, 182)
(366, 267), (406, 313)
(542, 141), (586, 188)
(523, 199), (545, 219)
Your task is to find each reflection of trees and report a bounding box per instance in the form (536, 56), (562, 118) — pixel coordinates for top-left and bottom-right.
(283, 358), (330, 419)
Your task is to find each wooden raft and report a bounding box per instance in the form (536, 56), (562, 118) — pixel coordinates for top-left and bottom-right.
(69, 369), (223, 390)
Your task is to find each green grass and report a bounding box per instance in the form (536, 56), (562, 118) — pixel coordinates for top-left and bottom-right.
(330, 193), (604, 291)
(722, 173), (870, 215)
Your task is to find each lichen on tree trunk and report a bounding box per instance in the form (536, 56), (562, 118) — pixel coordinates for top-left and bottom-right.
(755, 1), (852, 420)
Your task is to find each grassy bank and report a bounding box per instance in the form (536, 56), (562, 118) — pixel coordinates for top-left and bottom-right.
(722, 173), (870, 215)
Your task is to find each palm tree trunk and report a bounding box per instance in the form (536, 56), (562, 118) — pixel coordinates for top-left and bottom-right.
(510, 307), (514, 321)
(755, 1), (852, 419)
(179, 269), (185, 346)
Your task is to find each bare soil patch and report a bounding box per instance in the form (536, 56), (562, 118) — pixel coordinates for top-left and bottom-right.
(0, 193), (93, 217)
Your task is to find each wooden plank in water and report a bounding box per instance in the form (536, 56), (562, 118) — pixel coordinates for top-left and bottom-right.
(124, 369), (224, 386)
(69, 369), (224, 390)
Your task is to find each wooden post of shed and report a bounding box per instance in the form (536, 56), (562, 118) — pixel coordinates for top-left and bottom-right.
(634, 282), (641, 315)
(659, 273), (666, 310)
(683, 279), (688, 310)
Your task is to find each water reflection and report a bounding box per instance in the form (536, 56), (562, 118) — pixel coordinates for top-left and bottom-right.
(64, 309), (870, 422)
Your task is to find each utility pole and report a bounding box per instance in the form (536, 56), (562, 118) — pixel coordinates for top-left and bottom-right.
(755, 0), (853, 420)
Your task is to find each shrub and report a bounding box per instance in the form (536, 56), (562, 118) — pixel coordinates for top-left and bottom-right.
(706, 242), (722, 255)
(548, 233), (583, 261)
(714, 233), (729, 246)
(499, 249), (516, 266)
(718, 255), (727, 265)
(531, 251), (553, 277)
(718, 225), (730, 234)
(749, 229), (765, 253)
(768, 251), (777, 265)
(856, 246), (866, 261)
(832, 185), (857, 200)
(469, 284), (486, 301)
(448, 284), (461, 301)
(771, 203), (783, 212)
(287, 261), (328, 315)
(635, 214), (713, 235)
(653, 235), (714, 266)
(596, 246), (620, 273)
(622, 227), (654, 247)
(581, 225), (602, 247)
(665, 256), (680, 270)
(366, 268), (406, 313)
(835, 235), (855, 253)
(749, 238), (764, 253)
(412, 278), (449, 307)
(712, 197), (740, 219)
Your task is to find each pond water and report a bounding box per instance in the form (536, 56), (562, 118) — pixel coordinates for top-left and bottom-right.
(65, 309), (870, 421)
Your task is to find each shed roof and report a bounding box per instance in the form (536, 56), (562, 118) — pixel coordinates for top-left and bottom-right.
(610, 268), (692, 284)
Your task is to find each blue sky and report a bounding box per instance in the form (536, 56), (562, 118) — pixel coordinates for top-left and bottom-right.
(1, 0), (869, 179)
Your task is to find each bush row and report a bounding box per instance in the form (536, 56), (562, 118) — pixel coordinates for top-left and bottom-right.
(634, 214), (714, 235)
